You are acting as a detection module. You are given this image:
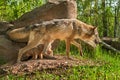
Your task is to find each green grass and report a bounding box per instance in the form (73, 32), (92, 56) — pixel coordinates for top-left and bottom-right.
(1, 45), (120, 80)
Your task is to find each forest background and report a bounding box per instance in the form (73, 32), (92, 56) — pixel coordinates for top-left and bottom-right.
(0, 0), (120, 79)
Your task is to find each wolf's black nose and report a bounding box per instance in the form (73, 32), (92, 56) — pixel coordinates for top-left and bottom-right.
(95, 39), (99, 44)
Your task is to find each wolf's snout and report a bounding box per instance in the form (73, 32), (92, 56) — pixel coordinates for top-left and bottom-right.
(95, 39), (100, 44)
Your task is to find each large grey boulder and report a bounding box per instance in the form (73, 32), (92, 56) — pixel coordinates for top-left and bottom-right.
(0, 35), (18, 65)
(12, 0), (77, 28)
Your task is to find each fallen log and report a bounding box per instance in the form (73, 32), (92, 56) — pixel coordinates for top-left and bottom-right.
(102, 37), (120, 50)
(101, 41), (120, 53)
(101, 37), (120, 53)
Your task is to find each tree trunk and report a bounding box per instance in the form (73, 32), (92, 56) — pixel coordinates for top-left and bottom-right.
(114, 6), (117, 37)
(102, 0), (108, 37)
(116, 0), (120, 38)
(94, 0), (98, 26)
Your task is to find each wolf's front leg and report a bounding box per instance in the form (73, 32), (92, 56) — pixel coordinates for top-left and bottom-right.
(65, 39), (71, 59)
(71, 40), (83, 56)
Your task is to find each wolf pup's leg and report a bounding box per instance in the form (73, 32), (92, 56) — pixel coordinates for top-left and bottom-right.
(32, 49), (38, 59)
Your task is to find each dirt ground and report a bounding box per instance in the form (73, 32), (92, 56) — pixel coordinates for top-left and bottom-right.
(0, 55), (102, 76)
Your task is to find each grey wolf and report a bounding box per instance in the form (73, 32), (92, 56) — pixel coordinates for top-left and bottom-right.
(7, 19), (101, 62)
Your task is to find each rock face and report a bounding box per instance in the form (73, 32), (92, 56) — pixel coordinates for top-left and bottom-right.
(12, 0), (77, 28)
(0, 21), (28, 66)
(0, 21), (13, 35)
(0, 0), (77, 65)
(0, 35), (18, 65)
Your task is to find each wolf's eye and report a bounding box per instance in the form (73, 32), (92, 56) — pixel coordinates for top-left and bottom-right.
(87, 30), (94, 36)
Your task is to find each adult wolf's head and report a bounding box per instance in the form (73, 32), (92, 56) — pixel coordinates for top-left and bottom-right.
(75, 20), (101, 48)
(84, 27), (101, 48)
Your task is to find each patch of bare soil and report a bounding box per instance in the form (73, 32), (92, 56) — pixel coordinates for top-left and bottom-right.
(0, 55), (102, 76)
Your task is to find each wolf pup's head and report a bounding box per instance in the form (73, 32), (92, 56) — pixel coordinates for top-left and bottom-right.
(76, 20), (101, 48)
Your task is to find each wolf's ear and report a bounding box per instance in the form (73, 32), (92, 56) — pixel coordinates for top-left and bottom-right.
(89, 27), (97, 35)
(93, 27), (97, 31)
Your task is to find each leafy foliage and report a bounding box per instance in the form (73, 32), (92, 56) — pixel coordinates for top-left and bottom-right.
(0, 0), (46, 21)
(77, 0), (120, 37)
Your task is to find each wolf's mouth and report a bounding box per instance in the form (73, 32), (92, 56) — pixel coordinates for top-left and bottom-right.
(86, 41), (97, 48)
